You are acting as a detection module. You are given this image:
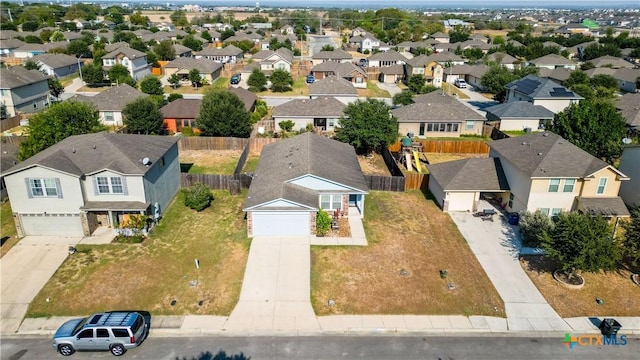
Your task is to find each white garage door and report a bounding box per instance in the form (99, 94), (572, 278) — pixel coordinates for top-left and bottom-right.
(252, 212), (310, 236)
(447, 192), (476, 212)
(20, 213), (84, 236)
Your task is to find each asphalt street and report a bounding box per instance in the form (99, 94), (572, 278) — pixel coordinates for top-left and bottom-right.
(2, 335), (638, 360)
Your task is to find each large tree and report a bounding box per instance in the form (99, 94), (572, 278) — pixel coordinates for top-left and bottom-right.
(153, 40), (176, 61)
(480, 65), (538, 102)
(18, 101), (103, 160)
(547, 100), (627, 164)
(269, 69), (293, 92)
(182, 35), (203, 52)
(108, 64), (135, 86)
(122, 97), (164, 134)
(139, 75), (163, 95)
(542, 212), (622, 275)
(247, 68), (267, 92)
(335, 98), (398, 154)
(623, 207), (640, 271)
(83, 62), (105, 85)
(195, 90), (251, 137)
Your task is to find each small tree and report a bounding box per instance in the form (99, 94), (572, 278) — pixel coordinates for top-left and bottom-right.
(122, 97), (164, 134)
(108, 64), (134, 86)
(407, 74), (426, 94)
(195, 89), (252, 137)
(139, 75), (164, 95)
(48, 77), (64, 99)
(542, 212), (622, 276)
(154, 40), (176, 61)
(182, 35), (203, 51)
(392, 90), (414, 106)
(183, 183), (214, 211)
(623, 207), (640, 271)
(279, 120), (295, 132)
(168, 73), (180, 89)
(83, 62), (105, 85)
(270, 69), (293, 92)
(519, 210), (554, 248)
(336, 98), (398, 154)
(167, 93), (183, 102)
(188, 68), (203, 88)
(321, 45), (335, 51)
(24, 61), (39, 70)
(316, 209), (332, 236)
(247, 68), (267, 92)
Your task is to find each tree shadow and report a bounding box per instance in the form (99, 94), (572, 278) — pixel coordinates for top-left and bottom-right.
(175, 350), (250, 360)
(1, 236), (9, 246)
(520, 255), (561, 275)
(180, 163), (194, 173)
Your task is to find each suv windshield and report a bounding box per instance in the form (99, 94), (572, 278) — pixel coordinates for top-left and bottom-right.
(72, 318), (89, 335)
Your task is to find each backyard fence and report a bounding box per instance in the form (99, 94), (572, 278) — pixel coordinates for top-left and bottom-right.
(404, 173), (429, 190)
(178, 136), (282, 154)
(389, 139), (490, 154)
(181, 173), (252, 189)
(1, 115), (23, 132)
(364, 175), (405, 192)
(0, 135), (26, 146)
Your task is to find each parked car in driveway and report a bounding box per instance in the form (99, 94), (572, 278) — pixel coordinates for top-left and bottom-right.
(53, 311), (148, 357)
(454, 78), (467, 89)
(230, 74), (241, 84)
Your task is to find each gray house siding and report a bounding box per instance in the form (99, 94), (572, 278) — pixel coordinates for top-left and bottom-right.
(5, 81), (50, 116)
(143, 143), (181, 215)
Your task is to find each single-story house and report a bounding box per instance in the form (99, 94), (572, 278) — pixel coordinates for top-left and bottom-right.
(310, 49), (353, 66)
(160, 98), (201, 134)
(195, 45), (244, 64)
(526, 54), (577, 70)
(308, 75), (358, 103)
(243, 132), (368, 237)
(3, 133), (180, 237)
(310, 62), (367, 88)
(163, 57), (223, 85)
(391, 92), (485, 138)
(72, 84), (148, 126)
(484, 101), (555, 131)
(272, 97), (346, 132)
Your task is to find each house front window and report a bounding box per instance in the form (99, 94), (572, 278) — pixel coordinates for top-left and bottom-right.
(465, 120), (474, 130)
(538, 208), (550, 216)
(29, 178), (59, 197)
(563, 179), (575, 192)
(597, 177), (607, 195)
(419, 123), (425, 136)
(320, 194), (342, 210)
(548, 178), (560, 192)
(508, 193), (514, 208)
(104, 112), (114, 122)
(551, 208), (562, 216)
(426, 122), (459, 132)
(96, 176), (125, 194)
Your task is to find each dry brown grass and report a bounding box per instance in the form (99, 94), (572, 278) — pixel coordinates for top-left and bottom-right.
(179, 150), (243, 174)
(425, 152), (488, 164)
(311, 190), (505, 316)
(357, 153), (390, 176)
(521, 256), (640, 317)
(27, 190), (251, 317)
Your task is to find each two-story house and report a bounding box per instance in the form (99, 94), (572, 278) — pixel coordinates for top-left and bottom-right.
(71, 84), (148, 127)
(0, 67), (50, 117)
(427, 132), (630, 218)
(505, 75), (583, 113)
(3, 133), (181, 237)
(32, 53), (81, 78)
(102, 47), (150, 81)
(243, 132), (368, 237)
(242, 48), (293, 76)
(310, 49), (353, 66)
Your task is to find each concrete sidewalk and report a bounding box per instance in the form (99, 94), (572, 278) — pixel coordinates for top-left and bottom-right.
(450, 206), (570, 332)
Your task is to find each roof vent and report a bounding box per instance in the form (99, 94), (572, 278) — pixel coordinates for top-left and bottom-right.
(543, 132), (550, 137)
(72, 148), (76, 153)
(93, 145), (96, 149)
(141, 157), (151, 166)
(538, 152), (543, 156)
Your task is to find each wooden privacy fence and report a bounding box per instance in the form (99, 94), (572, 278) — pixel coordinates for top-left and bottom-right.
(1, 115), (23, 132)
(0, 136), (27, 146)
(181, 173), (252, 189)
(389, 139), (490, 154)
(404, 173), (429, 190)
(177, 136), (282, 154)
(364, 175), (405, 192)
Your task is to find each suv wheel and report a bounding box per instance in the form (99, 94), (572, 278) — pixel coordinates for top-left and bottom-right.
(58, 344), (75, 356)
(110, 344), (126, 356)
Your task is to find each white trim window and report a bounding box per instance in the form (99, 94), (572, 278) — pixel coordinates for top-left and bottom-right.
(597, 177), (607, 195)
(465, 120), (475, 130)
(563, 179), (575, 192)
(96, 176), (125, 194)
(320, 194), (342, 210)
(548, 178), (560, 192)
(28, 178), (59, 197)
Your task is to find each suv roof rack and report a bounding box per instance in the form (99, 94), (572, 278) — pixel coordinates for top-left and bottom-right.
(87, 312), (137, 327)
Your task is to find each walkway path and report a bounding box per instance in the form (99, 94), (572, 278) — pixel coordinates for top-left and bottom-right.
(449, 205), (570, 332)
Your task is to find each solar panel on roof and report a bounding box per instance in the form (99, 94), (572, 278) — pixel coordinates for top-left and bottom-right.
(549, 87), (574, 97)
(516, 78), (541, 95)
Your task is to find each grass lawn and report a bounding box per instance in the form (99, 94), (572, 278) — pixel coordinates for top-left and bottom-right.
(311, 190), (505, 316)
(257, 78), (309, 97)
(356, 81), (390, 98)
(179, 150), (243, 174)
(521, 256), (640, 317)
(1, 201), (19, 258)
(26, 190), (251, 317)
(424, 152), (488, 164)
(77, 85), (110, 93)
(442, 83), (470, 99)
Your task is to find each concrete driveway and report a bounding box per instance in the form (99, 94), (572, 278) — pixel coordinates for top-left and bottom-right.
(224, 236), (320, 334)
(449, 206), (570, 332)
(0, 236), (81, 334)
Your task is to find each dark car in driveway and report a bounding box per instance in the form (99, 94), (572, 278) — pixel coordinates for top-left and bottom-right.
(230, 74), (241, 84)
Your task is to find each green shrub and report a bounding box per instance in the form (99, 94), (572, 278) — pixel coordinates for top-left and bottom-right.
(113, 234), (146, 243)
(181, 126), (197, 136)
(316, 209), (332, 236)
(167, 93), (184, 102)
(519, 210), (554, 247)
(279, 120), (295, 132)
(183, 183), (214, 211)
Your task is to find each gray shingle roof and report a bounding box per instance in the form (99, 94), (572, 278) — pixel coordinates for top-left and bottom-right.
(244, 132), (368, 209)
(308, 75), (358, 97)
(164, 57), (222, 74)
(505, 75), (583, 100)
(528, 54), (575, 66)
(311, 49), (352, 60)
(590, 55), (635, 68)
(4, 133), (178, 177)
(367, 50), (407, 62)
(486, 52), (518, 65)
(172, 43), (192, 55)
(380, 64), (404, 75)
(0, 38), (25, 49)
(485, 101), (555, 119)
(32, 53), (78, 69)
(72, 84), (147, 111)
(196, 45), (243, 56)
(103, 47), (146, 60)
(489, 131), (612, 178)
(407, 52), (464, 66)
(160, 98), (201, 119)
(427, 157), (510, 191)
(616, 93), (640, 127)
(0, 142), (19, 176)
(538, 68), (573, 82)
(0, 67), (48, 89)
(391, 92), (485, 122)
(228, 86), (257, 111)
(578, 197), (630, 216)
(311, 62), (366, 77)
(272, 97), (346, 117)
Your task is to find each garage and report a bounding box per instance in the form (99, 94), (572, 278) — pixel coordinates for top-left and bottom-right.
(19, 213), (84, 236)
(251, 212), (311, 236)
(446, 192), (477, 212)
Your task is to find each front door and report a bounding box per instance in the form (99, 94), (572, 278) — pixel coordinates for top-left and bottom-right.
(349, 194), (357, 207)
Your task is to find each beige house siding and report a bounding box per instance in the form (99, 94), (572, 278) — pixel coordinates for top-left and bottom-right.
(533, 99), (576, 114)
(83, 171), (146, 203)
(5, 167), (83, 214)
(579, 168), (622, 197)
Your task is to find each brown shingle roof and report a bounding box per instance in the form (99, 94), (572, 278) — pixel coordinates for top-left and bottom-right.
(272, 97), (345, 117)
(160, 98), (201, 119)
(308, 75), (357, 97)
(72, 84), (147, 111)
(427, 157), (510, 191)
(391, 92), (484, 123)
